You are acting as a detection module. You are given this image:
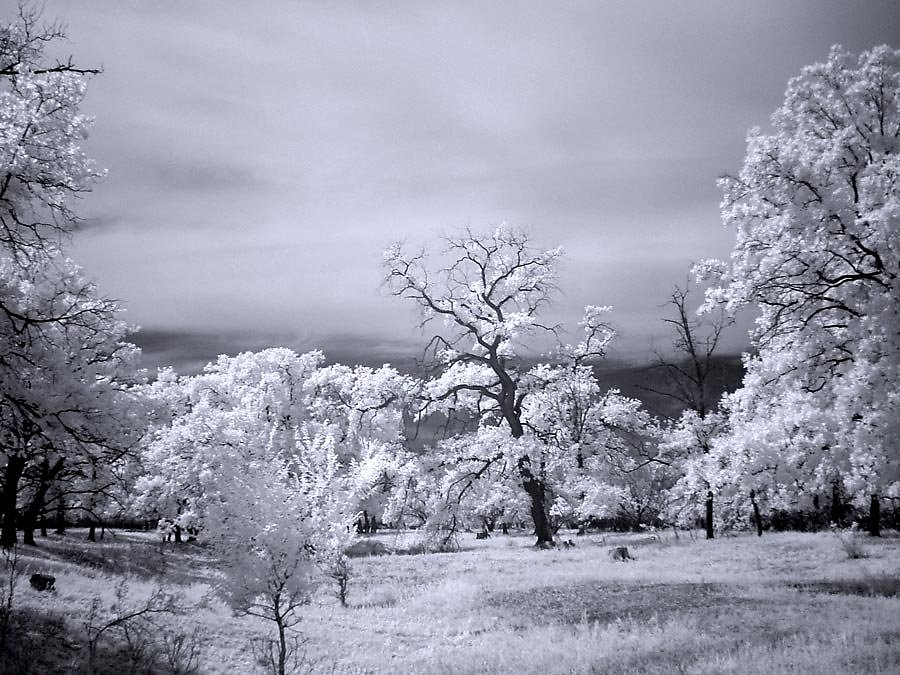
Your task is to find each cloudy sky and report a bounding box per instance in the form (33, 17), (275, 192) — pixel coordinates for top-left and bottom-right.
(35, 1), (900, 370)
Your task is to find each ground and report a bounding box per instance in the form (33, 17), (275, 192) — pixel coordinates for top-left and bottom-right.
(3, 528), (899, 674)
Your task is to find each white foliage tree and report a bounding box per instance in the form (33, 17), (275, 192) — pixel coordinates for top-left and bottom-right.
(384, 226), (566, 546)
(384, 226), (657, 545)
(697, 45), (900, 532)
(0, 4), (102, 259)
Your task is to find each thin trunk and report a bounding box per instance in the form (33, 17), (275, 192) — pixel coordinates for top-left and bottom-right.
(812, 494), (820, 532)
(274, 592), (287, 675)
(868, 494), (881, 537)
(87, 522), (96, 542)
(1, 455), (26, 549)
(749, 489), (763, 537)
(705, 491), (714, 540)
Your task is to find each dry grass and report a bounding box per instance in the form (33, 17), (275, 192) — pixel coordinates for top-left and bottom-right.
(6, 529), (900, 673)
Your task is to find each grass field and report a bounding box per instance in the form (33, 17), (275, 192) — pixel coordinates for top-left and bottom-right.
(3, 528), (899, 674)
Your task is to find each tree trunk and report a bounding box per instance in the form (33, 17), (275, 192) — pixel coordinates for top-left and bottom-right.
(705, 490), (714, 540)
(499, 367), (554, 547)
(830, 480), (842, 525)
(1, 455), (26, 549)
(87, 522), (96, 542)
(55, 497), (66, 535)
(21, 458), (62, 548)
(23, 524), (35, 546)
(272, 592), (288, 675)
(749, 489), (763, 537)
(812, 494), (820, 532)
(521, 463), (554, 546)
(868, 494), (881, 537)
(173, 524), (182, 543)
(276, 618), (287, 675)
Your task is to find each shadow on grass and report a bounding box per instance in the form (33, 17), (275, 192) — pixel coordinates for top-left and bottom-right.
(18, 531), (220, 587)
(487, 582), (767, 627)
(791, 576), (900, 598)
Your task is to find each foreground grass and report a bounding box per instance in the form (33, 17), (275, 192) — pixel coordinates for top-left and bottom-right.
(4, 529), (900, 673)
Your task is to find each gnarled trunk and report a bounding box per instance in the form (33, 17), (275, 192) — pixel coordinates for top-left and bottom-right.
(502, 375), (554, 547)
(521, 463), (554, 546)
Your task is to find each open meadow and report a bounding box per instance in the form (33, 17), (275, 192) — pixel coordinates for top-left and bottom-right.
(4, 528), (899, 674)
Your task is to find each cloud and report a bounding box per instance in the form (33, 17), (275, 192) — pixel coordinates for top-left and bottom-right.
(41, 0), (900, 368)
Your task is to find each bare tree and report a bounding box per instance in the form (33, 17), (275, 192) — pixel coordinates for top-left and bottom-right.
(642, 282), (734, 419)
(384, 226), (563, 546)
(649, 282), (734, 540)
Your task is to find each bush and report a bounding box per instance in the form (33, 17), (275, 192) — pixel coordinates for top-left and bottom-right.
(832, 524), (868, 560)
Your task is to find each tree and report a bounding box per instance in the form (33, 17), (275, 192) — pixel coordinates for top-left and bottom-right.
(650, 282), (736, 538)
(0, 4), (102, 261)
(384, 225), (638, 546)
(643, 282), (735, 419)
(305, 362), (417, 532)
(135, 349), (415, 543)
(697, 45), (900, 530)
(384, 226), (565, 545)
(0, 6), (144, 548)
(0, 253), (145, 548)
(134, 349), (326, 539)
(135, 348), (363, 674)
(523, 320), (660, 532)
(207, 428), (353, 675)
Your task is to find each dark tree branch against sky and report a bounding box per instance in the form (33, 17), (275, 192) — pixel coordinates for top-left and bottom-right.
(28, 1), (899, 370)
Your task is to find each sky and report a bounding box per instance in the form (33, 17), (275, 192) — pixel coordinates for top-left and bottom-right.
(32, 1), (900, 371)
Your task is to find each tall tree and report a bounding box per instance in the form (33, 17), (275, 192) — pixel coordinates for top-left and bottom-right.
(384, 225), (628, 546)
(0, 6), (142, 547)
(697, 45), (900, 528)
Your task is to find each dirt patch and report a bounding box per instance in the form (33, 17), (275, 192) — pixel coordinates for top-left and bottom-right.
(791, 577), (900, 598)
(487, 581), (761, 627)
